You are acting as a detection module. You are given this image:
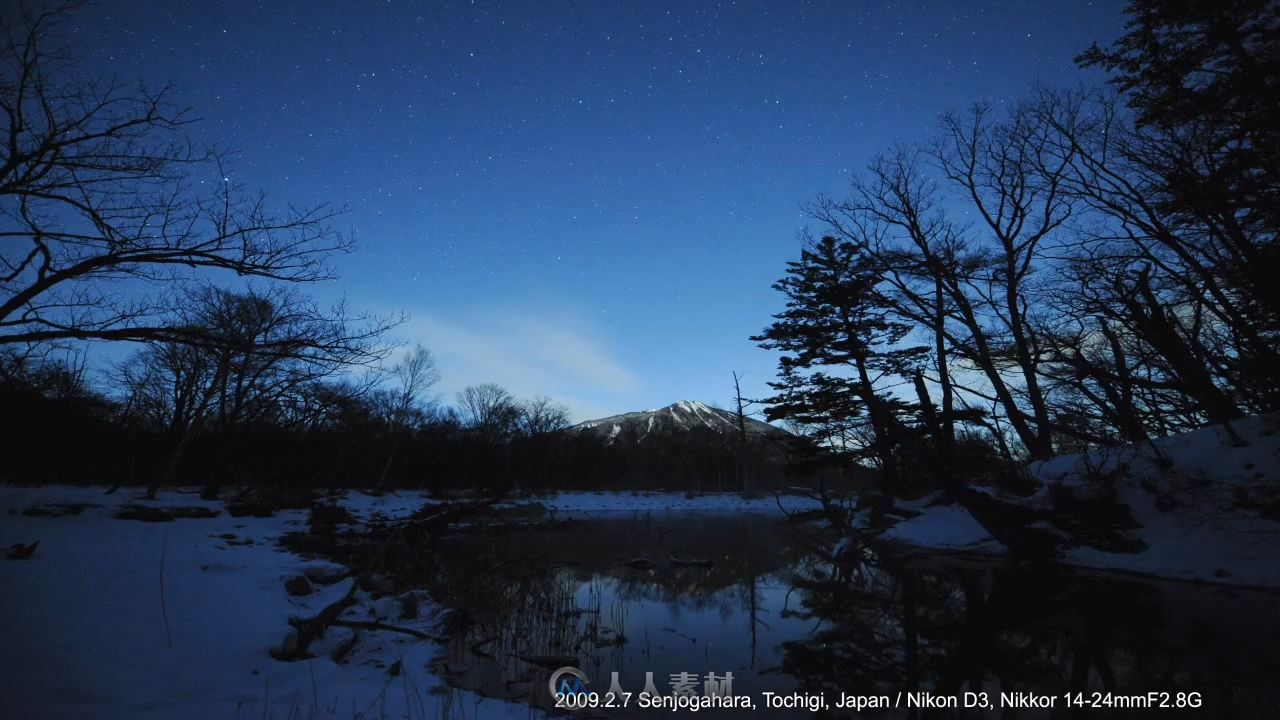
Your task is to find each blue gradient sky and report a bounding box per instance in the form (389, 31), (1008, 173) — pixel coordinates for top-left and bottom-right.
(74, 0), (1122, 421)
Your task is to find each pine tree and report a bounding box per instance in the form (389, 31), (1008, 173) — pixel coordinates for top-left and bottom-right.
(752, 235), (926, 489)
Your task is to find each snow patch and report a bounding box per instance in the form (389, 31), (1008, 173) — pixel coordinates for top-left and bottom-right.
(877, 414), (1280, 588)
(881, 504), (1000, 552)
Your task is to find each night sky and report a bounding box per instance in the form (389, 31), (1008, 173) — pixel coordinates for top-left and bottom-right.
(73, 0), (1123, 421)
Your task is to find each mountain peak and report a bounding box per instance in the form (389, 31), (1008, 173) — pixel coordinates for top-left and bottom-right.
(573, 400), (788, 444)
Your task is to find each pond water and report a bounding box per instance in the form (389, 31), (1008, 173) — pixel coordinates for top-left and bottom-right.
(417, 511), (1280, 718)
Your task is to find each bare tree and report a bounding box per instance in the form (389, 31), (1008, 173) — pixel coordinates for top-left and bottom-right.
(817, 149), (966, 454)
(374, 344), (440, 490)
(0, 3), (354, 349)
(517, 395), (571, 437)
(812, 101), (1073, 461)
(930, 102), (1072, 459)
(731, 371), (762, 495)
(1029, 87), (1270, 422)
(456, 383), (519, 440)
(115, 285), (391, 496)
(0, 342), (89, 397)
(375, 345), (440, 426)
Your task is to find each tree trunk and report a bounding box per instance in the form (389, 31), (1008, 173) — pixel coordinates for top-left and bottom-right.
(150, 430), (193, 499)
(914, 371), (958, 498)
(1122, 270), (1243, 423)
(934, 277), (955, 450)
(374, 430), (403, 492)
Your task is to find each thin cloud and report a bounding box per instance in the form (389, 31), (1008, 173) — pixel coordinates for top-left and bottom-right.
(396, 308), (640, 422)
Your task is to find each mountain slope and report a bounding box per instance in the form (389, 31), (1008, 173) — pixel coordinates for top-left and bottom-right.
(573, 400), (790, 444)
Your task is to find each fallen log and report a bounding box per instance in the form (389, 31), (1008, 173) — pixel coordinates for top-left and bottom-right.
(400, 499), (500, 544)
(273, 583), (358, 661)
(470, 635), (499, 659)
(669, 553), (714, 568)
(269, 495), (511, 665)
(619, 557), (656, 571)
(273, 581), (436, 661)
(327, 619), (431, 640)
(6, 541), (38, 560)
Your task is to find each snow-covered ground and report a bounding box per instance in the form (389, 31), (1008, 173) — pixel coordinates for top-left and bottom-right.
(0, 485), (820, 719)
(0, 485), (537, 720)
(876, 414), (1280, 589)
(1040, 414), (1280, 588)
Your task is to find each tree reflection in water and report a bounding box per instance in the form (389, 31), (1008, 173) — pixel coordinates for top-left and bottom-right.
(785, 547), (1280, 718)
(422, 512), (815, 711)
(417, 512), (1280, 718)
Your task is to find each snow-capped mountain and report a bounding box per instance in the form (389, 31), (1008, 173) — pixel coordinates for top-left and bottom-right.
(573, 400), (791, 444)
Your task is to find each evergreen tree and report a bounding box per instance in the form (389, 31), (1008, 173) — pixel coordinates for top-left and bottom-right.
(753, 235), (926, 489)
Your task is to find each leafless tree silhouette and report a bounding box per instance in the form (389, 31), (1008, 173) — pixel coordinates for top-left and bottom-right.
(0, 2), (360, 349)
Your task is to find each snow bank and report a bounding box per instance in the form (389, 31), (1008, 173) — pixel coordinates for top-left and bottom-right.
(0, 485), (533, 720)
(875, 414), (1280, 588)
(1032, 414), (1280, 588)
(1031, 414), (1279, 500)
(1064, 487), (1279, 587)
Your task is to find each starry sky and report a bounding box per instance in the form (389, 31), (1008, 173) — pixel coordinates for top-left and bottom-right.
(73, 0), (1123, 421)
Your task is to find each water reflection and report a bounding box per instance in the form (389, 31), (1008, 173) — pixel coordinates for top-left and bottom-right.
(787, 548), (1280, 718)
(423, 512), (818, 714)
(416, 511), (1280, 719)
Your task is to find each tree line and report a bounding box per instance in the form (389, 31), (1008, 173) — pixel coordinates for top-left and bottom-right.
(754, 0), (1279, 499)
(0, 343), (811, 493)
